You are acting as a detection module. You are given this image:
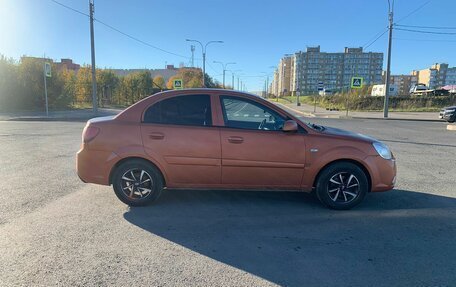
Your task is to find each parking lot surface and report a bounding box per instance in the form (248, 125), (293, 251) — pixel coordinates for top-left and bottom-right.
(0, 119), (455, 286)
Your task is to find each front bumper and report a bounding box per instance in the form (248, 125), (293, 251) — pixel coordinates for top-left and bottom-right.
(441, 112), (455, 121)
(364, 155), (397, 192)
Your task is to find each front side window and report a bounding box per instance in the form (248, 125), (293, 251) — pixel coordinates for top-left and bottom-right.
(220, 96), (286, 131)
(144, 94), (212, 126)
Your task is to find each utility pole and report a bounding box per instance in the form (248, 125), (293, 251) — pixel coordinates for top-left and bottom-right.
(383, 0), (394, 118)
(89, 0), (97, 113)
(190, 45), (195, 67)
(237, 77), (240, 90)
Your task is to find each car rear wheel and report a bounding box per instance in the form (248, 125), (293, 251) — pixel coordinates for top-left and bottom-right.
(112, 159), (163, 206)
(315, 162), (368, 210)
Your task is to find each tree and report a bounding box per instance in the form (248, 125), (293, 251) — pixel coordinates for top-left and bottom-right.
(0, 56), (19, 111)
(75, 66), (92, 104)
(153, 75), (165, 89)
(97, 69), (119, 106)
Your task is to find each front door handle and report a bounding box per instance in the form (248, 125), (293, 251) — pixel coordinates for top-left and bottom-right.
(149, 132), (164, 140)
(228, 136), (244, 144)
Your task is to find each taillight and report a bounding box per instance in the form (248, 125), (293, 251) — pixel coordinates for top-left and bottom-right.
(82, 126), (100, 143)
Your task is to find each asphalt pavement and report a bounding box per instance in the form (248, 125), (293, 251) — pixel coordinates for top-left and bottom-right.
(0, 118), (455, 286)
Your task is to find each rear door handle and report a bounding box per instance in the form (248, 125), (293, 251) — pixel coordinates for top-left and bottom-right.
(149, 132), (164, 140)
(228, 136), (244, 144)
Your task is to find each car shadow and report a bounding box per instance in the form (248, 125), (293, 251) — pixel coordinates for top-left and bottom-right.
(123, 189), (456, 286)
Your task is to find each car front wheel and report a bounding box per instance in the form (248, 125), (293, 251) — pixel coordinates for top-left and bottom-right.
(315, 162), (369, 210)
(112, 159), (164, 206)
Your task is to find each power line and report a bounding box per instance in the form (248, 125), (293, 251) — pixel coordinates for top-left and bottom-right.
(396, 0), (433, 23)
(51, 0), (89, 17)
(396, 24), (456, 30)
(393, 37), (456, 42)
(51, 0), (191, 60)
(395, 27), (456, 35)
(361, 27), (388, 48)
(363, 28), (389, 49)
(94, 18), (191, 59)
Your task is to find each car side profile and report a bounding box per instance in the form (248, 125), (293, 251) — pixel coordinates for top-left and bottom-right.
(77, 89), (396, 210)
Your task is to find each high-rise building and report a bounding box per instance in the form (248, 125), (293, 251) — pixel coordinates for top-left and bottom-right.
(277, 56), (294, 96)
(412, 63), (456, 89)
(271, 46), (383, 96)
(292, 46), (383, 94)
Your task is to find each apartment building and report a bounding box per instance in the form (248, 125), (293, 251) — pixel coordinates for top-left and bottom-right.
(382, 72), (418, 95)
(283, 46), (383, 95)
(277, 56), (294, 96)
(412, 63), (456, 89)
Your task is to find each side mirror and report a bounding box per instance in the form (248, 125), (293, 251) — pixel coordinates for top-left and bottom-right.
(282, 120), (298, 132)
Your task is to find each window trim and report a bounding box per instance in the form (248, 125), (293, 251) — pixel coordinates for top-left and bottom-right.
(142, 94), (213, 127)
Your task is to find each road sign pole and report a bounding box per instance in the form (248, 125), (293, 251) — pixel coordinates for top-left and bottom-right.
(346, 93), (349, 117)
(314, 94), (317, 113)
(43, 64), (49, 117)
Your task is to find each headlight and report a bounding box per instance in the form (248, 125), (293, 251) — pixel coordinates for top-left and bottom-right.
(373, 142), (392, 160)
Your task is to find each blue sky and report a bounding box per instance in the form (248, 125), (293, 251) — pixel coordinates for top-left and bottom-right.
(1, 0), (456, 91)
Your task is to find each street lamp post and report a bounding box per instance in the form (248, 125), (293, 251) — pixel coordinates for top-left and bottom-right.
(228, 70), (242, 90)
(213, 61), (236, 88)
(186, 39), (223, 87)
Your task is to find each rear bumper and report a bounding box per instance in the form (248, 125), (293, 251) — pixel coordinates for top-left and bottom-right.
(76, 145), (118, 185)
(365, 155), (397, 192)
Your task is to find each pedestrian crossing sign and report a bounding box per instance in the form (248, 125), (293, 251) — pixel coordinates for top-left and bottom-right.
(173, 79), (183, 90)
(351, 77), (363, 89)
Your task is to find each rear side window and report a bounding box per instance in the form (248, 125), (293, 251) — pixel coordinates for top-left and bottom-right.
(143, 94), (212, 126)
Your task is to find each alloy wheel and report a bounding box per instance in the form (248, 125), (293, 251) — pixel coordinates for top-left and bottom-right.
(327, 172), (360, 203)
(120, 168), (154, 199)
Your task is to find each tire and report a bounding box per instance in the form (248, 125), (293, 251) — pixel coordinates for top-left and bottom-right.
(315, 162), (369, 210)
(112, 159), (164, 206)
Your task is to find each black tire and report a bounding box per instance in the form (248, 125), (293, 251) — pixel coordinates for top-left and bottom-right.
(112, 159), (164, 206)
(315, 162), (369, 210)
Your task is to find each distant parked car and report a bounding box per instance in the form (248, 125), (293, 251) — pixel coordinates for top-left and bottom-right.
(440, 106), (456, 123)
(77, 89), (396, 210)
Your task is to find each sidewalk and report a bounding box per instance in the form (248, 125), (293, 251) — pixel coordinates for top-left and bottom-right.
(273, 101), (443, 122)
(0, 108), (123, 121)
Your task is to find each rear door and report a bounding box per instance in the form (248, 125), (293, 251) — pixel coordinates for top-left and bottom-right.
(218, 95), (306, 189)
(140, 94), (221, 188)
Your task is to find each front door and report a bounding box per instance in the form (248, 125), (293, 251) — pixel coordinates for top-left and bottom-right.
(140, 94), (221, 188)
(218, 95), (306, 189)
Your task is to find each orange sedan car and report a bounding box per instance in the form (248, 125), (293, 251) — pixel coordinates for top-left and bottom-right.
(77, 89), (396, 210)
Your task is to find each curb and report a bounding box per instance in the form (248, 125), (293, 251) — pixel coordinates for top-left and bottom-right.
(349, 116), (444, 123)
(271, 102), (316, 118)
(6, 117), (90, 122)
(447, 124), (456, 131)
(271, 102), (444, 123)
